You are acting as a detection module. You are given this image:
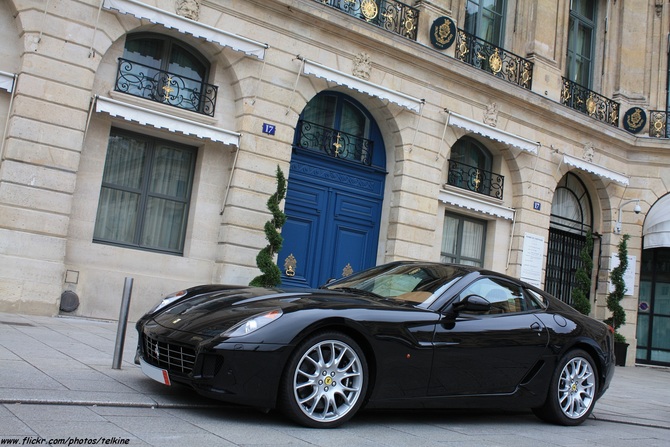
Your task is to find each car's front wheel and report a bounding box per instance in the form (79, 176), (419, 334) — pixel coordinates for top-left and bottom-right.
(533, 349), (598, 426)
(280, 331), (368, 428)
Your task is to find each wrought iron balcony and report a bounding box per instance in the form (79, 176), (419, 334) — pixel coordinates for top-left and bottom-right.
(455, 30), (533, 90)
(296, 120), (373, 165)
(114, 58), (217, 116)
(560, 78), (619, 127)
(648, 111), (669, 138)
(316, 0), (418, 40)
(446, 160), (504, 200)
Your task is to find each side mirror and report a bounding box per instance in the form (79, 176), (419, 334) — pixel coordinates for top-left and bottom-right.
(452, 294), (491, 313)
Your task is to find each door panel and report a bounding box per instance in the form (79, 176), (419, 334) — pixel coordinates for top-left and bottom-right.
(279, 151), (385, 288)
(429, 313), (549, 396)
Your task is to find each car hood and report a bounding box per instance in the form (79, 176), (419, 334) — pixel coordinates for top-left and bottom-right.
(149, 286), (408, 336)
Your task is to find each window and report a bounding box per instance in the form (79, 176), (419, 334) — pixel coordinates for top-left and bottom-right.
(116, 33), (214, 115)
(465, 0), (506, 45)
(93, 129), (196, 254)
(447, 137), (499, 197)
(296, 92), (380, 166)
(456, 277), (543, 314)
(566, 0), (596, 87)
(441, 212), (487, 267)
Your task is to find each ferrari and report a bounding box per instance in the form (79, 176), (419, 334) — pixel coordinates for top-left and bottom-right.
(135, 261), (615, 428)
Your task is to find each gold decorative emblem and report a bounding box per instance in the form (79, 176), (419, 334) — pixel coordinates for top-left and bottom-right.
(333, 133), (343, 157)
(626, 108), (643, 130)
(489, 48), (502, 73)
(162, 76), (174, 102)
(404, 11), (417, 36)
(284, 254), (297, 277)
(652, 114), (665, 138)
(457, 31), (469, 61)
(342, 263), (354, 277)
(586, 95), (597, 116)
(361, 0), (378, 21)
(434, 21), (453, 47)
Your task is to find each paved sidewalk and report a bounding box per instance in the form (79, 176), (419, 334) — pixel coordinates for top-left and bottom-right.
(0, 312), (668, 441)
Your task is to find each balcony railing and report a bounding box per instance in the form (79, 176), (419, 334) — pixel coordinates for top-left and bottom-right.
(446, 160), (504, 200)
(316, 0), (418, 40)
(455, 30), (533, 90)
(114, 58), (217, 116)
(648, 111), (669, 138)
(560, 77), (619, 127)
(296, 120), (373, 165)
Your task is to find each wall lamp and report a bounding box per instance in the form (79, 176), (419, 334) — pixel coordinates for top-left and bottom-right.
(614, 199), (642, 234)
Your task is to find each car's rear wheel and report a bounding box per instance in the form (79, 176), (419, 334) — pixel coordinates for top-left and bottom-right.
(280, 331), (367, 428)
(533, 349), (598, 426)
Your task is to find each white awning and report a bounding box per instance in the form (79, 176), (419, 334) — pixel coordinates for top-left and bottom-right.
(563, 154), (629, 186)
(0, 71), (15, 93)
(302, 59), (423, 112)
(643, 194), (670, 249)
(102, 0), (267, 59)
(447, 112), (539, 154)
(439, 188), (515, 220)
(95, 96), (240, 146)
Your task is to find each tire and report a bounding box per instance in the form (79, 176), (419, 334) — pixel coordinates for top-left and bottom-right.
(279, 331), (368, 428)
(533, 349), (598, 426)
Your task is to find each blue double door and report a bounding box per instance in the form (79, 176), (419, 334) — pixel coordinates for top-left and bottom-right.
(278, 150), (386, 288)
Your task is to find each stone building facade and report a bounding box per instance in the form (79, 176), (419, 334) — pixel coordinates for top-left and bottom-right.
(0, 0), (669, 367)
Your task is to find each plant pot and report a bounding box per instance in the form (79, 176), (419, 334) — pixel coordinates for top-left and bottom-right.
(614, 341), (629, 366)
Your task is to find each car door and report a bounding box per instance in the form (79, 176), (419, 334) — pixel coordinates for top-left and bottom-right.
(428, 276), (550, 396)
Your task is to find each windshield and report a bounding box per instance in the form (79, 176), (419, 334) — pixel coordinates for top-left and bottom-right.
(324, 263), (466, 307)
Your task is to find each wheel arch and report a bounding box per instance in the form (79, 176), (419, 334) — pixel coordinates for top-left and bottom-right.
(284, 317), (379, 403)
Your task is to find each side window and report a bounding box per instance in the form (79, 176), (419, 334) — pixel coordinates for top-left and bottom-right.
(525, 288), (548, 310)
(457, 277), (530, 315)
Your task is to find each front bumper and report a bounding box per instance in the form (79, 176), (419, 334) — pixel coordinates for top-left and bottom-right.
(136, 319), (291, 409)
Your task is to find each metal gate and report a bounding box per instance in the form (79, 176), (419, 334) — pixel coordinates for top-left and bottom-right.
(545, 228), (589, 305)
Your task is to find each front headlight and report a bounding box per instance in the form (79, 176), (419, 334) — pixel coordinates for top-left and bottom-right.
(224, 309), (283, 337)
(149, 289), (187, 314)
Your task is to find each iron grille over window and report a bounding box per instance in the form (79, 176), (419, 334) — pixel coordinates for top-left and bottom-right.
(316, 0), (418, 40)
(446, 160), (504, 200)
(455, 29), (533, 90)
(115, 58), (217, 116)
(117, 33), (216, 116)
(296, 120), (373, 165)
(560, 77), (619, 127)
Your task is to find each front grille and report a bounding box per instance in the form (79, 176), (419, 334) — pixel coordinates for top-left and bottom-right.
(143, 334), (196, 375)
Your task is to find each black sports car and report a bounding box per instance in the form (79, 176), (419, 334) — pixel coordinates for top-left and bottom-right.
(135, 261), (615, 428)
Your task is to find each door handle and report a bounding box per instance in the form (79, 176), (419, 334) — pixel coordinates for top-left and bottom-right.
(530, 322), (542, 331)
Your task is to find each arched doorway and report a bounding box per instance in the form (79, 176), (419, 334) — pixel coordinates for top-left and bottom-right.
(545, 172), (594, 305)
(278, 92), (386, 288)
(637, 194), (670, 366)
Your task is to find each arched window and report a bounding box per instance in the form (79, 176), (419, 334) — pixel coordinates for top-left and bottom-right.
(295, 92), (382, 167)
(447, 137), (502, 199)
(115, 33), (216, 115)
(550, 172), (593, 235)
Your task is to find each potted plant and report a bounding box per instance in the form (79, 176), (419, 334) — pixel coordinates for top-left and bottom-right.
(249, 165), (287, 288)
(572, 230), (594, 316)
(605, 234), (630, 366)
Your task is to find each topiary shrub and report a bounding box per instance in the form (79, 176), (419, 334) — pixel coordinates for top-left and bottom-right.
(604, 234), (629, 343)
(249, 165), (287, 288)
(572, 230), (594, 315)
